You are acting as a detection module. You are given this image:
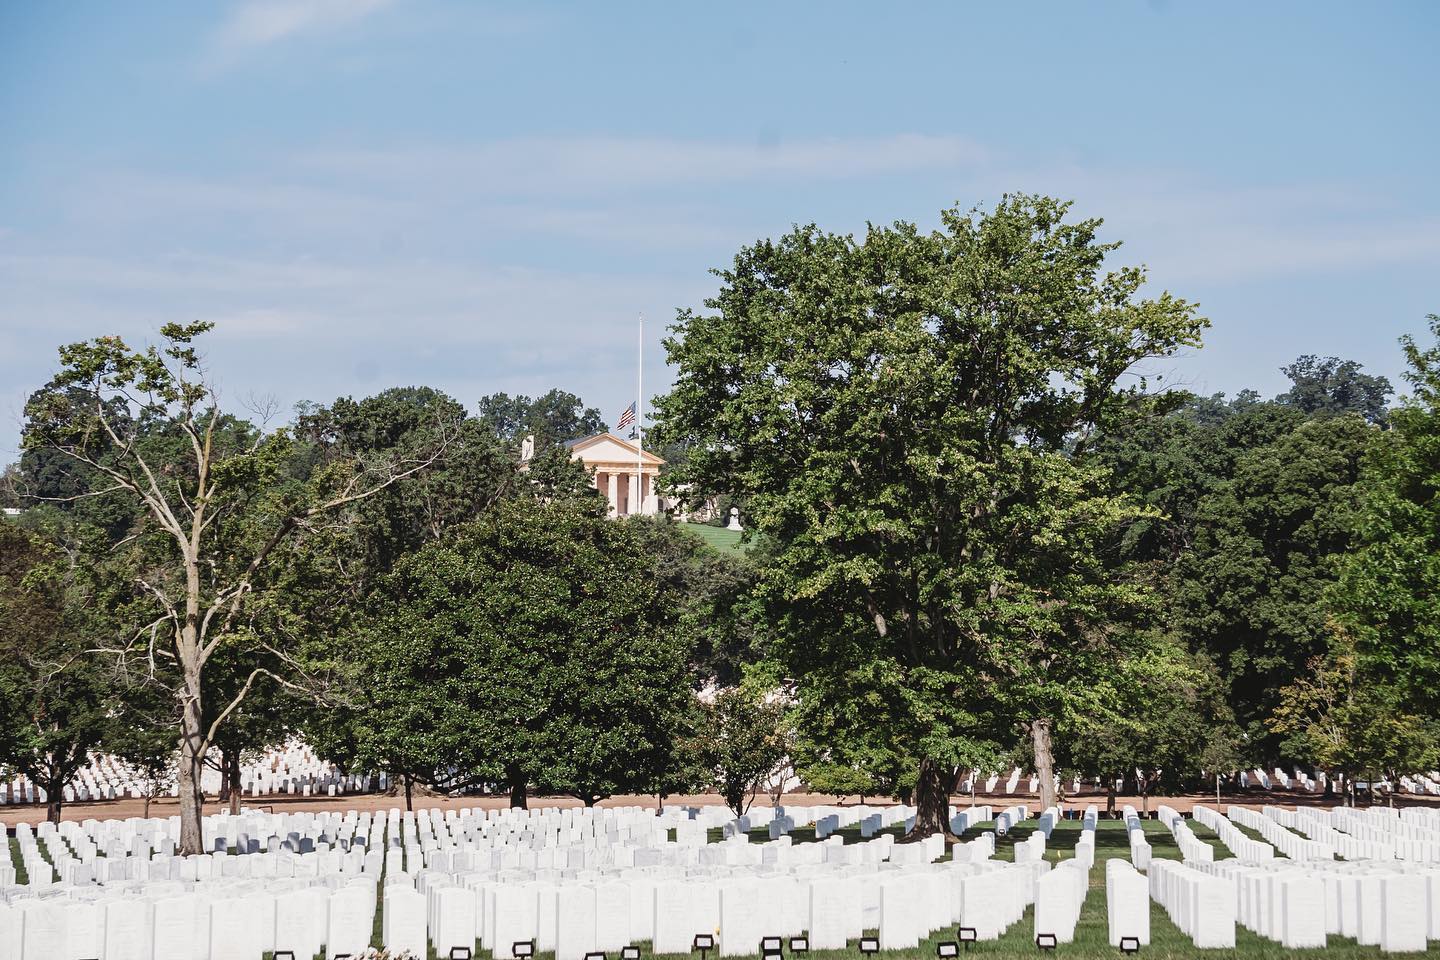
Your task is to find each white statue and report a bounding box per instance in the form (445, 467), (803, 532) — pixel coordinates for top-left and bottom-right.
(520, 433), (535, 461)
(726, 506), (743, 531)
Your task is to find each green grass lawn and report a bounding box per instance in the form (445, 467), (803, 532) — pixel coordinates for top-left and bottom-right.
(679, 522), (747, 553)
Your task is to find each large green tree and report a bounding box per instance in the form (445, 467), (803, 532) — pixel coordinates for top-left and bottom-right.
(330, 496), (698, 808)
(1334, 315), (1440, 716)
(478, 388), (606, 448)
(0, 523), (114, 823)
(1170, 413), (1377, 753)
(1093, 361), (1390, 763)
(654, 196), (1206, 831)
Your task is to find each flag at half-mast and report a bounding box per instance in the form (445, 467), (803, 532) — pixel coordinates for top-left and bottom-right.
(615, 401), (637, 434)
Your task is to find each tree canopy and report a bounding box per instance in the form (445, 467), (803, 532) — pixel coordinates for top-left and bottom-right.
(655, 195), (1207, 831)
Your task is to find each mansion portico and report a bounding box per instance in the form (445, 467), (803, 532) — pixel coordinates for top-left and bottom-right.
(524, 432), (665, 517)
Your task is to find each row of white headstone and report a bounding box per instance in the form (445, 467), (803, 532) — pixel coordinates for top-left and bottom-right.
(1156, 805), (1214, 863)
(1170, 804), (1440, 952)
(1191, 804), (1275, 862)
(3, 801), (1042, 959)
(1228, 806), (1336, 860)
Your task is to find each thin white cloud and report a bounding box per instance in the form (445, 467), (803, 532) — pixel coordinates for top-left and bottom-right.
(213, 0), (398, 51)
(301, 134), (993, 192)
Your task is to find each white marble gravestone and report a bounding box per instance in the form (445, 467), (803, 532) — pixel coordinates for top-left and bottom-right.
(554, 884), (598, 960)
(1380, 874), (1427, 953)
(1033, 866), (1081, 945)
(534, 882), (560, 952)
(63, 901), (103, 960)
(808, 877), (849, 951)
(719, 880), (762, 958)
(151, 897), (198, 960)
(593, 880), (631, 952)
(383, 886), (427, 958)
(103, 898), (154, 960)
(209, 897), (257, 960)
(18, 901), (64, 960)
(653, 881), (698, 955)
(627, 877), (657, 943)
(1279, 875), (1326, 949)
(1104, 860), (1149, 948)
(0, 902), (18, 960)
(491, 883), (539, 956)
(326, 885), (372, 959)
(275, 886), (327, 960)
(878, 876), (921, 950)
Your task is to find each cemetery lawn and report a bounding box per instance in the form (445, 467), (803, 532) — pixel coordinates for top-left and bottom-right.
(336, 817), (1408, 960)
(679, 522), (747, 553)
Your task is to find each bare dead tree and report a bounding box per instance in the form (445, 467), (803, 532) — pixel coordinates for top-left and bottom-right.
(22, 322), (447, 854)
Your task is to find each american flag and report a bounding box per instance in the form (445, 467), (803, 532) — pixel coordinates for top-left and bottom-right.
(615, 401), (637, 433)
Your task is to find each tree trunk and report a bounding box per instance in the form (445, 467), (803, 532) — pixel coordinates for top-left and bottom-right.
(1105, 778), (1116, 817)
(907, 756), (954, 840)
(45, 778), (62, 825)
(1032, 718), (1056, 811)
(143, 786), (152, 819)
(177, 689), (207, 855)
(217, 750), (231, 805)
(403, 775), (413, 812)
(227, 750), (242, 815)
(509, 775), (528, 810)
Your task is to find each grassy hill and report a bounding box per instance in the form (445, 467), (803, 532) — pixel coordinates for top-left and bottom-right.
(678, 521), (747, 553)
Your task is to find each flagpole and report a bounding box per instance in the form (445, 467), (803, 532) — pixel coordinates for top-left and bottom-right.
(636, 313), (644, 514)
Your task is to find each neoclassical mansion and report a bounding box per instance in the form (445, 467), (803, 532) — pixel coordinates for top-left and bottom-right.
(521, 432), (666, 517)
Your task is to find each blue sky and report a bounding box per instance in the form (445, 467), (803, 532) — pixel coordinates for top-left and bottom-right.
(2, 1), (1437, 458)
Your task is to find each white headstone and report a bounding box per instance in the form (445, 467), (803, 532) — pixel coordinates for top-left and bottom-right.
(383, 886), (427, 958)
(554, 885), (598, 960)
(807, 877), (849, 951)
(274, 887), (325, 960)
(653, 881), (698, 955)
(594, 881), (632, 952)
(151, 897), (198, 960)
(878, 876), (921, 950)
(209, 898), (257, 960)
(326, 885), (372, 959)
(720, 881), (762, 958)
(103, 898), (154, 960)
(62, 901), (103, 960)
(1380, 874), (1427, 953)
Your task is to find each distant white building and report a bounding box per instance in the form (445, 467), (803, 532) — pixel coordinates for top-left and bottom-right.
(523, 432), (666, 517)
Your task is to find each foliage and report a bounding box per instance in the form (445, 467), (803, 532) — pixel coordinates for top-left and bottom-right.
(1278, 355), (1392, 425)
(696, 686), (791, 818)
(330, 497), (698, 807)
(1270, 633), (1438, 801)
(20, 321), (444, 852)
(1333, 316), (1440, 716)
(1059, 639), (1238, 812)
(1170, 413), (1377, 754)
(0, 523), (114, 821)
(478, 388), (606, 447)
(625, 516), (763, 685)
(655, 195), (1206, 828)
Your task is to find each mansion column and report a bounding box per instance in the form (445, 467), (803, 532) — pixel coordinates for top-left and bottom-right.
(628, 472), (640, 518)
(606, 472), (619, 516)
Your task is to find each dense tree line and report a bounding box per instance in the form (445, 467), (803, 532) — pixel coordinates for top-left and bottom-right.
(1, 197), (1436, 845)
